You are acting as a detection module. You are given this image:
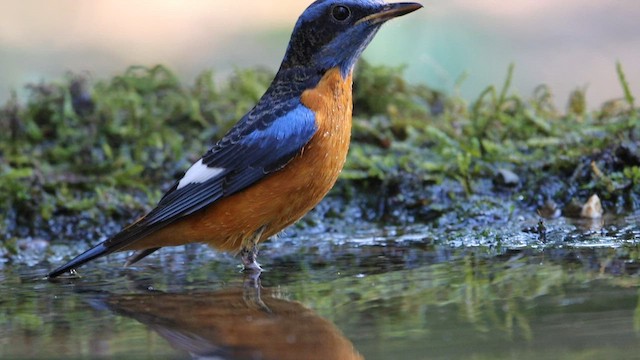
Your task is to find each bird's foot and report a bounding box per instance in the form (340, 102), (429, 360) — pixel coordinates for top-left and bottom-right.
(240, 226), (265, 272)
(240, 247), (262, 272)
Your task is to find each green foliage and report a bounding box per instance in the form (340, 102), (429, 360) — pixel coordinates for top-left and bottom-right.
(617, 62), (636, 110)
(616, 61), (638, 131)
(0, 65), (273, 239)
(0, 60), (638, 243)
(349, 61), (637, 210)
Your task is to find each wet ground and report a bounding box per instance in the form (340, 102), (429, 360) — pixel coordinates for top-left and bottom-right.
(1, 212), (639, 359)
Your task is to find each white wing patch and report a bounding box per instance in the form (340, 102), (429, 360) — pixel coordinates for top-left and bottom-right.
(177, 159), (225, 189)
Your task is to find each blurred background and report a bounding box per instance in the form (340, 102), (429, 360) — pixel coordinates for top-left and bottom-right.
(1, 0), (638, 108)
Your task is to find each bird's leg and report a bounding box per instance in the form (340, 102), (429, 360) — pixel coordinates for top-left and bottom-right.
(240, 226), (265, 272)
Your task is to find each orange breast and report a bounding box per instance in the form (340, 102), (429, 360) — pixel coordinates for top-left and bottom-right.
(126, 67), (353, 252)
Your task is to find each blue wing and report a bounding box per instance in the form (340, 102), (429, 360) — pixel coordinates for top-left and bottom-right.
(129, 66), (322, 231)
(152, 101), (317, 222)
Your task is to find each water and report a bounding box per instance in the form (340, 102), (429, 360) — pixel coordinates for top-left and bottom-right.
(2, 217), (640, 359)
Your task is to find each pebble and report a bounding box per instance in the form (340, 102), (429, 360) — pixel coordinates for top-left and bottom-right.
(494, 168), (520, 187)
(581, 194), (603, 219)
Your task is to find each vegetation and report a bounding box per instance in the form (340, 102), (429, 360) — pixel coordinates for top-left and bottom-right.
(0, 61), (638, 257)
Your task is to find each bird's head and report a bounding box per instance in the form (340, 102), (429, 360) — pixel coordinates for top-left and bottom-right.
(281, 0), (422, 78)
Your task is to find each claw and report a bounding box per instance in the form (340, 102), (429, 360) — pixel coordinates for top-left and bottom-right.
(240, 225), (265, 272)
(240, 247), (262, 272)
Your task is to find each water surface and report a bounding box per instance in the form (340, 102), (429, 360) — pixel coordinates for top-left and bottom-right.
(2, 215), (640, 359)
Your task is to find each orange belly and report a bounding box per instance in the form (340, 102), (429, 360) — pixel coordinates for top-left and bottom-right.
(124, 67), (353, 252)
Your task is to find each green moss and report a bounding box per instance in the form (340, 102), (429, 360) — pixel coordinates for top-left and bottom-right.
(0, 61), (638, 248)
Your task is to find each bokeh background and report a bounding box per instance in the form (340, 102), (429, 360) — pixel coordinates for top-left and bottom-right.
(1, 0), (638, 108)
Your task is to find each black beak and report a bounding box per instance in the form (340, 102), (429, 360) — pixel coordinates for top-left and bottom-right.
(356, 2), (423, 25)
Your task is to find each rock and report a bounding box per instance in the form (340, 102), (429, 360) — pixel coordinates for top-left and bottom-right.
(494, 168), (520, 187)
(538, 199), (561, 219)
(616, 141), (640, 166)
(581, 194), (603, 219)
(563, 198), (584, 218)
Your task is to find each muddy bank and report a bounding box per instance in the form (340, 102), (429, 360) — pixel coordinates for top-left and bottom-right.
(1, 61), (638, 263)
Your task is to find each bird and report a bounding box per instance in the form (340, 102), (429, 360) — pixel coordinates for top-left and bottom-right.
(48, 0), (422, 278)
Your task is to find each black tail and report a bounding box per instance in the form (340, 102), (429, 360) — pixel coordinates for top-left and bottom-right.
(48, 243), (112, 278)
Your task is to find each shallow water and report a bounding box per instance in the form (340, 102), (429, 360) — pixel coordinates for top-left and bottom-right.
(2, 215), (640, 359)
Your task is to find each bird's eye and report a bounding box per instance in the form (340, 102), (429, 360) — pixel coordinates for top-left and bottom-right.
(331, 5), (351, 22)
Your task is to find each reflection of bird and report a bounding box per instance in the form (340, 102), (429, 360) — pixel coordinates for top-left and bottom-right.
(48, 0), (422, 278)
(93, 281), (364, 360)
